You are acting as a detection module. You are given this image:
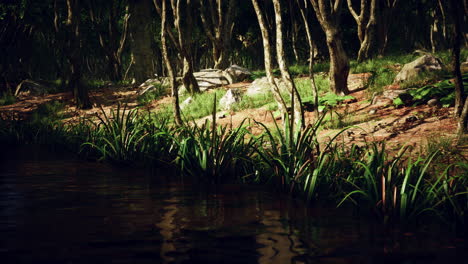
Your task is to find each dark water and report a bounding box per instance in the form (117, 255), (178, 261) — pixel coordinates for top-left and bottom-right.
(0, 147), (467, 264)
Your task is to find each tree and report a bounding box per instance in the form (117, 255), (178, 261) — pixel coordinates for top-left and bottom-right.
(154, 0), (200, 94)
(65, 0), (91, 109)
(448, 0), (466, 136)
(346, 0), (377, 62)
(198, 0), (236, 69)
(310, 0), (350, 95)
(376, 0), (398, 55)
(251, 0), (288, 119)
(297, 0), (319, 117)
(272, 0), (304, 128)
(87, 0), (129, 82)
(159, 0), (183, 125)
(128, 0), (155, 84)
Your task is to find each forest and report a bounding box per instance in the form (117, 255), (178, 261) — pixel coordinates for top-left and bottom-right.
(1, 0), (468, 244)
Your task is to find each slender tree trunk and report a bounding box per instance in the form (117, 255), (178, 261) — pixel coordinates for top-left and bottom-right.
(128, 0), (154, 84)
(199, 0), (235, 69)
(160, 0), (182, 126)
(272, 0), (304, 128)
(298, 1), (319, 118)
(251, 0), (288, 119)
(174, 0), (199, 93)
(347, 0), (377, 62)
(311, 0), (349, 95)
(458, 97), (468, 136)
(66, 0), (91, 109)
(358, 0), (377, 61)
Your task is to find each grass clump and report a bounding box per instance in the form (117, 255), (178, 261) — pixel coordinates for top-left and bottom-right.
(180, 90), (226, 120)
(137, 83), (169, 105)
(82, 104), (148, 164)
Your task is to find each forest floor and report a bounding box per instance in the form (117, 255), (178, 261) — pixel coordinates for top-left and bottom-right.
(0, 74), (466, 156)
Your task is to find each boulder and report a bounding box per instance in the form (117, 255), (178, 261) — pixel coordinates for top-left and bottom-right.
(138, 77), (171, 95)
(246, 77), (288, 96)
(219, 89), (242, 110)
(15, 79), (49, 97)
(194, 69), (230, 91)
(224, 65), (252, 82)
(427, 98), (440, 107)
(372, 89), (413, 106)
(394, 55), (444, 83)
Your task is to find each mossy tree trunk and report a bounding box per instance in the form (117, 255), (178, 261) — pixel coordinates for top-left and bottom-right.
(310, 0), (349, 95)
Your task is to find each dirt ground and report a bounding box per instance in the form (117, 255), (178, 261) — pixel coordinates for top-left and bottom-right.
(1, 75), (466, 156)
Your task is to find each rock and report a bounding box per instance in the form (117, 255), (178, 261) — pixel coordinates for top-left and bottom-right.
(15, 79), (49, 97)
(194, 69), (230, 90)
(382, 89), (410, 100)
(224, 65), (252, 82)
(383, 89), (413, 105)
(405, 115), (418, 123)
(369, 109), (377, 115)
(138, 78), (171, 95)
(180, 96), (193, 109)
(427, 98), (440, 107)
(394, 55), (444, 83)
(461, 61), (468, 73)
(246, 77), (288, 96)
(219, 89), (242, 110)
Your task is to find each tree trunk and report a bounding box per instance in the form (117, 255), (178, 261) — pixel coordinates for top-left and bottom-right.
(358, 0), (377, 61)
(66, 0), (91, 109)
(451, 0), (465, 118)
(160, 0), (182, 126)
(311, 0), (349, 95)
(347, 0), (377, 62)
(199, 0), (235, 69)
(298, 1), (319, 118)
(327, 32), (350, 95)
(128, 0), (154, 84)
(377, 0), (398, 56)
(251, 0), (288, 119)
(458, 97), (468, 136)
(272, 0), (304, 128)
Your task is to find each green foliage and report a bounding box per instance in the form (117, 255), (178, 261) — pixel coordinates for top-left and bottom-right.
(82, 104), (148, 164)
(29, 100), (65, 125)
(406, 73), (468, 107)
(338, 144), (454, 224)
(0, 92), (16, 106)
(137, 83), (169, 105)
(176, 119), (255, 183)
(232, 92), (275, 111)
(180, 90), (226, 120)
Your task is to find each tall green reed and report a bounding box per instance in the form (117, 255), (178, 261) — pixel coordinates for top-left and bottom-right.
(82, 104), (148, 164)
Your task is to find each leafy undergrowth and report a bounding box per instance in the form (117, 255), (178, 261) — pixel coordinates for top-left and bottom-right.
(1, 104), (466, 231)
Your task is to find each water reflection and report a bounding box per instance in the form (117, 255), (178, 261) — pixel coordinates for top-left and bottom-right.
(0, 147), (466, 263)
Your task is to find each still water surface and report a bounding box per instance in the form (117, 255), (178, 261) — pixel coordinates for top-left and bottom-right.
(0, 147), (466, 264)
